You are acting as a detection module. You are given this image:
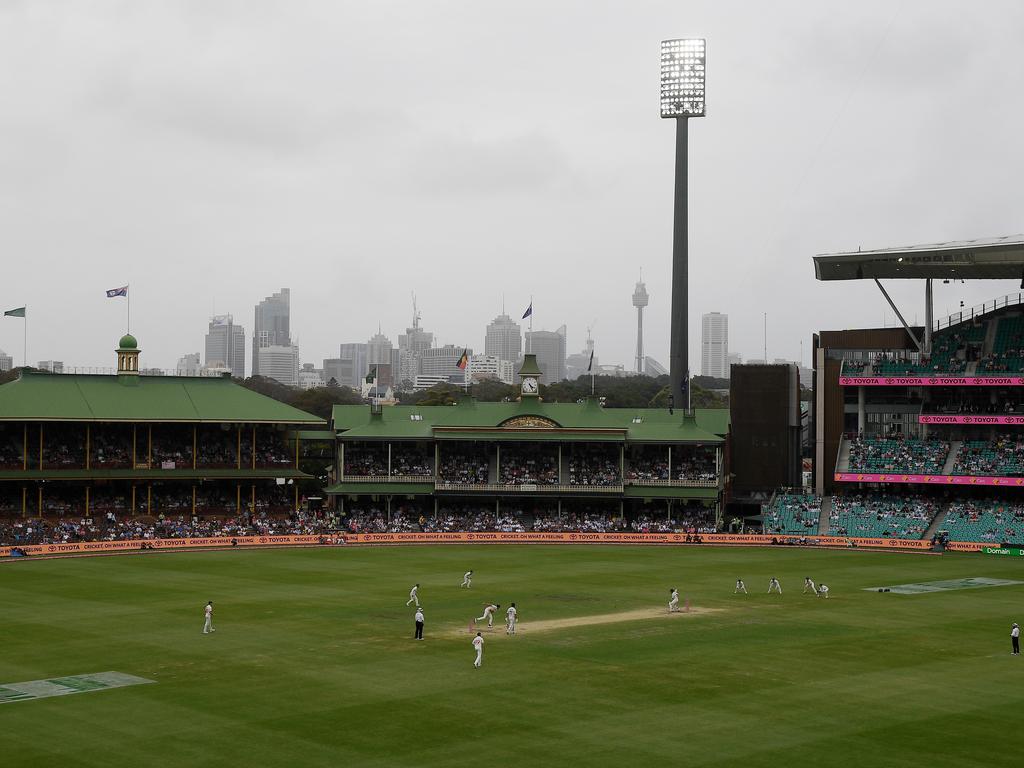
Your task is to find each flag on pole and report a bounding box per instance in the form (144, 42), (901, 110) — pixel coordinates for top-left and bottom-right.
(3, 307), (25, 318)
(106, 286), (128, 298)
(522, 302), (532, 320)
(587, 350), (594, 373)
(456, 349), (469, 370)
(365, 366), (377, 384)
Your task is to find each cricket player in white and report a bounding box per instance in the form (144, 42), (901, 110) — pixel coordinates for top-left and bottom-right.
(406, 583), (420, 607)
(476, 603), (500, 628)
(506, 603), (517, 635)
(461, 570), (473, 588)
(768, 577), (782, 594)
(817, 584), (830, 599)
(803, 577), (816, 594)
(735, 579), (747, 594)
(473, 632), (484, 667)
(203, 601), (215, 634)
(668, 588), (680, 612)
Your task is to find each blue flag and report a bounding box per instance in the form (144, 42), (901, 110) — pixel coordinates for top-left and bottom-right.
(522, 302), (532, 319)
(106, 285), (128, 298)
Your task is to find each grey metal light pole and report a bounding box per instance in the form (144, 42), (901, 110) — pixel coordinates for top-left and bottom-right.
(661, 38), (706, 411)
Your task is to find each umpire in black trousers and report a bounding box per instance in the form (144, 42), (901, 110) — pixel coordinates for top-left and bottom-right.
(414, 608), (424, 640)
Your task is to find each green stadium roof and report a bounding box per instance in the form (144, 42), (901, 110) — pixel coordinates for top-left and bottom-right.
(0, 372), (324, 424)
(332, 399), (728, 443)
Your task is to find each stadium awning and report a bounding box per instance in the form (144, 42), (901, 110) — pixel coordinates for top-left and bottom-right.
(814, 235), (1024, 281)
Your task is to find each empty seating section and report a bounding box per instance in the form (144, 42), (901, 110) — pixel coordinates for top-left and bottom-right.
(847, 437), (949, 475)
(980, 316), (1024, 373)
(829, 494), (938, 538)
(953, 437), (1024, 477)
(763, 493), (820, 534)
(943, 499), (1024, 542)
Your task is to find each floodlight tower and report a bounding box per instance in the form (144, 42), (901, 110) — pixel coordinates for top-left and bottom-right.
(632, 274), (649, 374)
(661, 38), (706, 410)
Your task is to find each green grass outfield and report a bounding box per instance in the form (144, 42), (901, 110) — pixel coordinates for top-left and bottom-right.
(2, 544), (1022, 767)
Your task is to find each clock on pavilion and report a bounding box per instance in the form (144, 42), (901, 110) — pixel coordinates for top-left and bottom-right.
(518, 353), (543, 398)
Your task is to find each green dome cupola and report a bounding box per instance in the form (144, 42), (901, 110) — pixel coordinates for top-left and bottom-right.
(116, 333), (140, 375)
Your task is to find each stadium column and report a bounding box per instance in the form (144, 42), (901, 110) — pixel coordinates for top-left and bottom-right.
(22, 423), (27, 470)
(86, 425), (90, 470)
(294, 435), (299, 469)
(496, 444), (501, 482)
(294, 483), (298, 511)
(857, 387), (865, 433)
(340, 442), (345, 480)
(21, 486), (26, 517)
(132, 425), (136, 467)
(668, 445), (672, 476)
(147, 485), (151, 515)
(148, 425), (152, 467)
(236, 485), (241, 515)
(193, 427), (197, 470)
(85, 486), (89, 516)
(557, 444), (562, 484)
(38, 485), (42, 515)
(38, 424), (43, 470)
(192, 486), (196, 516)
(251, 427), (256, 470)
(387, 442), (391, 476)
(432, 443), (438, 480)
(620, 444), (625, 481)
(237, 426), (241, 469)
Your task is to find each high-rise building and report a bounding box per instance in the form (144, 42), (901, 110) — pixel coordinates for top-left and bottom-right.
(525, 326), (567, 384)
(256, 345), (299, 386)
(205, 315), (246, 379)
(323, 358), (355, 389)
(398, 297), (434, 388)
(632, 276), (649, 374)
(485, 313), (522, 364)
(176, 353), (201, 375)
(252, 289), (290, 378)
(0, 350), (12, 372)
(367, 331), (393, 367)
(421, 345), (470, 384)
(337, 343), (369, 388)
(468, 354), (514, 385)
(701, 312), (729, 379)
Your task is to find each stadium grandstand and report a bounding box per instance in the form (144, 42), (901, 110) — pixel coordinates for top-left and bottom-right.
(0, 334), (331, 543)
(813, 234), (1024, 546)
(327, 354), (728, 532)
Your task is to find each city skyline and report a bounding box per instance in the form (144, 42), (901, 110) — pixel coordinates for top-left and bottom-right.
(2, 3), (1022, 377)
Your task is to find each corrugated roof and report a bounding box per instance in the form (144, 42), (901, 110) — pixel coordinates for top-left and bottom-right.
(814, 235), (1024, 280)
(332, 400), (728, 443)
(0, 372), (324, 424)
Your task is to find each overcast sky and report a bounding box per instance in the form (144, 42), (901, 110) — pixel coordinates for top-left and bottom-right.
(2, 0), (1023, 374)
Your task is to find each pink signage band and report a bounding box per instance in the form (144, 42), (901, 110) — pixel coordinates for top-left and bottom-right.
(919, 414), (1024, 425)
(840, 376), (1024, 387)
(835, 472), (1024, 486)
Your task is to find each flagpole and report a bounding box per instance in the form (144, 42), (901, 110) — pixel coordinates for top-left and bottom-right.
(23, 311), (27, 368)
(127, 285), (131, 334)
(529, 295), (533, 354)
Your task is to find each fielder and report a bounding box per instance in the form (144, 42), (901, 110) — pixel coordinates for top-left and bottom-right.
(476, 603), (500, 628)
(473, 632), (484, 667)
(668, 588), (680, 612)
(803, 577), (816, 595)
(461, 570), (473, 588)
(203, 601), (215, 634)
(506, 603), (517, 635)
(406, 583), (420, 607)
(735, 579), (747, 594)
(768, 577), (782, 594)
(817, 584), (830, 599)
